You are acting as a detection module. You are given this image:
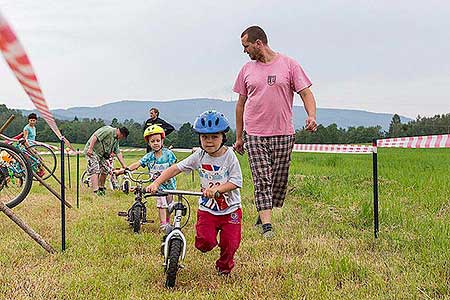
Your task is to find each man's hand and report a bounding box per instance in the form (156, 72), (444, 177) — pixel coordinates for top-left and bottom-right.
(113, 169), (123, 176)
(305, 116), (317, 132)
(146, 182), (160, 194)
(86, 148), (93, 157)
(233, 137), (245, 155)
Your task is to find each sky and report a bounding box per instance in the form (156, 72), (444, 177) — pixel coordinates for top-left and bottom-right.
(0, 0), (449, 118)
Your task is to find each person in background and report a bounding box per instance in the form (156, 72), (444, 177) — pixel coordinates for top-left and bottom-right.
(233, 25), (317, 239)
(23, 113), (37, 147)
(84, 126), (129, 196)
(143, 108), (175, 153)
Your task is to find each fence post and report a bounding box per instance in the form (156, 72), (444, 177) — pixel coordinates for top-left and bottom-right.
(67, 152), (71, 189)
(60, 137), (66, 251)
(76, 149), (80, 209)
(372, 139), (379, 238)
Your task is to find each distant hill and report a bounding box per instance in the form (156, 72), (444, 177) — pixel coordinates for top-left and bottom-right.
(22, 98), (412, 130)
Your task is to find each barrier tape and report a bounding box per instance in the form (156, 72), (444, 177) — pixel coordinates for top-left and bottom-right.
(0, 12), (73, 150)
(377, 134), (450, 149)
(293, 143), (374, 154)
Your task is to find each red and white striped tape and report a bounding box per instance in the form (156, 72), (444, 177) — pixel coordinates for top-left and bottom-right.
(293, 143), (374, 154)
(377, 134), (450, 148)
(0, 12), (72, 149)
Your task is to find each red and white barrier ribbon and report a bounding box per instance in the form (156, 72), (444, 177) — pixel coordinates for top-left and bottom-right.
(293, 143), (374, 154)
(0, 12), (73, 149)
(377, 134), (450, 148)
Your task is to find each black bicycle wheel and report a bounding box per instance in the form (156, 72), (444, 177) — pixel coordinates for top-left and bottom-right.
(165, 239), (182, 288)
(133, 206), (142, 233)
(28, 144), (57, 181)
(0, 142), (33, 208)
(80, 170), (91, 188)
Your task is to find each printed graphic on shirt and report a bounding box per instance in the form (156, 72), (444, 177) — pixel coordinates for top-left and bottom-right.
(199, 163), (230, 212)
(267, 75), (276, 86)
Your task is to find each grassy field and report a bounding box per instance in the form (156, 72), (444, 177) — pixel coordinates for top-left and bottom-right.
(1, 148), (449, 299)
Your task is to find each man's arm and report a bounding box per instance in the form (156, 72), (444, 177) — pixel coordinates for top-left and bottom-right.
(86, 135), (98, 156)
(157, 118), (175, 136)
(116, 151), (127, 169)
(234, 94), (247, 155)
(298, 87), (317, 132)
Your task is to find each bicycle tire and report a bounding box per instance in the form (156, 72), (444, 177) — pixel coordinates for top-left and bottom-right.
(133, 206), (142, 233)
(28, 144), (57, 181)
(165, 238), (182, 288)
(0, 142), (33, 208)
(80, 170), (91, 188)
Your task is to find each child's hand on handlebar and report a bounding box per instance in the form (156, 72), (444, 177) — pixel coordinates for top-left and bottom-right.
(203, 188), (221, 199)
(146, 182), (160, 194)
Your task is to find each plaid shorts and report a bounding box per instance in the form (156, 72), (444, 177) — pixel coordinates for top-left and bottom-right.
(244, 133), (295, 211)
(87, 155), (111, 175)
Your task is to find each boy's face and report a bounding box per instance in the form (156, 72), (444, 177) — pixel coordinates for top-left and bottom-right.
(200, 133), (223, 153)
(148, 134), (163, 151)
(28, 118), (37, 126)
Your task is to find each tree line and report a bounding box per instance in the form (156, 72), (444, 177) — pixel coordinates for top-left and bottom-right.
(1, 105), (448, 148)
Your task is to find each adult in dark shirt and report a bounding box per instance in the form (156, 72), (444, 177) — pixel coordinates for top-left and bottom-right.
(143, 107), (175, 153)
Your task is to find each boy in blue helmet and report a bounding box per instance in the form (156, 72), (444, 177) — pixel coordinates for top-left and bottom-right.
(147, 110), (243, 276)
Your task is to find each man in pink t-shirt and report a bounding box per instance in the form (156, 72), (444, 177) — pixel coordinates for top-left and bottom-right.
(233, 25), (317, 239)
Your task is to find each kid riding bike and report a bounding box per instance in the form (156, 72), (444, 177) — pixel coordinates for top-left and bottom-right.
(115, 124), (177, 232)
(118, 169), (153, 233)
(146, 110), (243, 282)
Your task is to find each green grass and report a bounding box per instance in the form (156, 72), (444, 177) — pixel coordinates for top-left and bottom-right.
(1, 148), (449, 299)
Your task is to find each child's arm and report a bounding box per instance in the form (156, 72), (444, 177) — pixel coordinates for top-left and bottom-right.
(146, 164), (181, 193)
(114, 161), (140, 175)
(23, 128), (30, 147)
(203, 182), (239, 199)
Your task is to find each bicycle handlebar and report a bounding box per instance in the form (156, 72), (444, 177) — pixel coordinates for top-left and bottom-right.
(124, 169), (153, 184)
(145, 189), (216, 198)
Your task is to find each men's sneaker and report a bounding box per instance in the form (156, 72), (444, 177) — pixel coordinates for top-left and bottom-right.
(95, 189), (106, 196)
(255, 215), (262, 227)
(262, 223), (274, 239)
(262, 229), (275, 239)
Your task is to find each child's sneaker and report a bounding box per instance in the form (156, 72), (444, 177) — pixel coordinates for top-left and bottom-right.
(216, 266), (230, 276)
(160, 223), (173, 234)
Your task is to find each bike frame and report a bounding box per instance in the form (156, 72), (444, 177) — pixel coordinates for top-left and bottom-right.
(156, 190), (203, 267)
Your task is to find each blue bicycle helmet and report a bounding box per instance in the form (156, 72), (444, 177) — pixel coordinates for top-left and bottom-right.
(193, 110), (230, 134)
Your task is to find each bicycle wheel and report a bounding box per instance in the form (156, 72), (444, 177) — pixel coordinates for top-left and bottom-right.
(80, 170), (91, 188)
(133, 206), (142, 233)
(165, 239), (182, 288)
(27, 144), (57, 181)
(0, 142), (33, 208)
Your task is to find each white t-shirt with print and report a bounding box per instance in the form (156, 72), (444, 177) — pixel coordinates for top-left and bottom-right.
(177, 147), (242, 216)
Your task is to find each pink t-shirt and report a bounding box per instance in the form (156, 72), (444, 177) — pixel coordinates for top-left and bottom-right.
(233, 53), (312, 136)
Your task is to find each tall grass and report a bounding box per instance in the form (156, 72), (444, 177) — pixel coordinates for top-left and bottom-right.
(1, 148), (449, 299)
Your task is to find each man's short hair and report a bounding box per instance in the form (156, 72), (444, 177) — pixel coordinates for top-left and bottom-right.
(119, 127), (129, 138)
(241, 26), (268, 44)
(28, 113), (37, 120)
(150, 108), (159, 117)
